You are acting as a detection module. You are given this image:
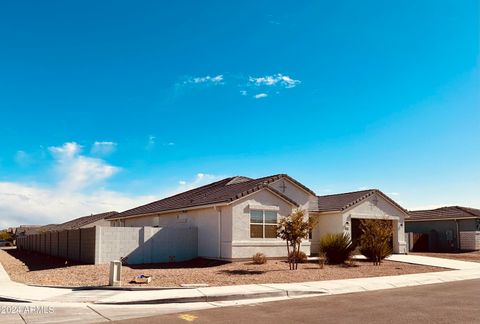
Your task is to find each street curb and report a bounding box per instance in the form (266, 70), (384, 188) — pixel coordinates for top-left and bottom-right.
(0, 295), (31, 303)
(24, 284), (192, 291)
(93, 289), (327, 305)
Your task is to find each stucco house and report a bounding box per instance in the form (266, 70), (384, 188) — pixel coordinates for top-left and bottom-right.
(36, 211), (118, 233)
(106, 174), (408, 260)
(406, 206), (480, 251)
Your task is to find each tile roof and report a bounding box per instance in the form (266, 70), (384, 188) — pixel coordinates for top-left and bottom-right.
(408, 206), (480, 221)
(107, 174), (309, 220)
(316, 189), (407, 213)
(14, 226), (42, 236)
(37, 211), (118, 232)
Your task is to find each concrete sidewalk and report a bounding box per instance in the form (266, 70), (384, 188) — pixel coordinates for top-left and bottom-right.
(1, 254), (480, 305)
(386, 254), (480, 270)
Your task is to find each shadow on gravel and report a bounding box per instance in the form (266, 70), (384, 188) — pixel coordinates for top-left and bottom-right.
(4, 249), (86, 271)
(126, 258), (231, 270)
(217, 269), (266, 275)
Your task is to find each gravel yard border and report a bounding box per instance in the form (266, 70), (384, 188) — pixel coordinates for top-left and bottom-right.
(0, 249), (446, 288)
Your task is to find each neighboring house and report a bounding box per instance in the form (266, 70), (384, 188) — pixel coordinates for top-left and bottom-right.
(14, 225), (42, 238)
(406, 206), (480, 251)
(106, 174), (408, 260)
(37, 211), (118, 233)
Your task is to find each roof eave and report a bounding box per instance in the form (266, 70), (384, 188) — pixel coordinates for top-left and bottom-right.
(406, 217), (479, 222)
(107, 201), (231, 221)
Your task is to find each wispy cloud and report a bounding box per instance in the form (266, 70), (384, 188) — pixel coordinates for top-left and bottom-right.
(0, 182), (156, 229)
(248, 74), (300, 89)
(146, 135), (156, 151)
(183, 75), (224, 85)
(14, 150), (32, 167)
(0, 141), (154, 228)
(91, 141), (117, 156)
(49, 142), (120, 191)
(176, 173), (221, 193)
(254, 93), (268, 99)
(175, 73), (300, 99)
(387, 192), (400, 196)
(1, 140), (226, 228)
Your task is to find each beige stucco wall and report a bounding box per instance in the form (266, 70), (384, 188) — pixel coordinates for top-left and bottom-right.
(310, 194), (407, 254)
(108, 178), (318, 260)
(268, 178), (314, 212)
(119, 206), (232, 259)
(229, 189), (310, 259)
(343, 194), (407, 253)
(310, 211), (344, 254)
(311, 195), (406, 254)
(80, 219), (111, 228)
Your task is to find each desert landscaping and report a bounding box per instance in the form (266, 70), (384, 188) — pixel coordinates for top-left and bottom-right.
(0, 249), (444, 288)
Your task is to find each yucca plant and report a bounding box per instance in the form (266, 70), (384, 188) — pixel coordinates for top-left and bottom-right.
(319, 233), (354, 264)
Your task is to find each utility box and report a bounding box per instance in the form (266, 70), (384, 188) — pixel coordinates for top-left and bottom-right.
(109, 260), (122, 286)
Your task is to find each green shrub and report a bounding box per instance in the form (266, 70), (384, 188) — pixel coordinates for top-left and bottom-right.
(252, 252), (267, 264)
(360, 244), (392, 263)
(319, 233), (354, 264)
(288, 250), (308, 263)
(359, 219), (393, 265)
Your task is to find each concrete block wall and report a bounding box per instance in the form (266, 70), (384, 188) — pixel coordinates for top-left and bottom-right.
(45, 232), (51, 255)
(79, 227), (96, 263)
(51, 232), (59, 257)
(460, 231), (480, 251)
(95, 227), (142, 264)
(39, 234), (44, 254)
(67, 229), (80, 260)
(19, 226), (198, 265)
(96, 226), (198, 265)
(58, 231), (69, 258)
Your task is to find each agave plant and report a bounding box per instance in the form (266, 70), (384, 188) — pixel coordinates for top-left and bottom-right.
(319, 233), (354, 264)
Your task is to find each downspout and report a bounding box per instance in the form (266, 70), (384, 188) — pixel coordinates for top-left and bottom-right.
(455, 219), (460, 251)
(215, 206), (222, 259)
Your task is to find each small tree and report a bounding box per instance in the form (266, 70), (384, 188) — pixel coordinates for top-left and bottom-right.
(359, 219), (393, 265)
(277, 209), (316, 270)
(0, 231), (13, 242)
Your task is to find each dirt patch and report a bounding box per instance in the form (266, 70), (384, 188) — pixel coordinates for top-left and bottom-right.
(0, 249), (446, 288)
(411, 251), (480, 263)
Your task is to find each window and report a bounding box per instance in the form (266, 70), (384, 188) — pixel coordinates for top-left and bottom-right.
(250, 210), (278, 238)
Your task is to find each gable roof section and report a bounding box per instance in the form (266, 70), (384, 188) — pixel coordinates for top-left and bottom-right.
(315, 189), (407, 214)
(107, 174), (305, 220)
(38, 211), (118, 232)
(408, 206), (480, 221)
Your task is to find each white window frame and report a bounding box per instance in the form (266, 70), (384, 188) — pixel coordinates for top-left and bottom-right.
(250, 209), (278, 239)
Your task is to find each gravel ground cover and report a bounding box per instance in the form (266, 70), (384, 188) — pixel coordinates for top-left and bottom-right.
(411, 251), (480, 263)
(0, 249), (445, 288)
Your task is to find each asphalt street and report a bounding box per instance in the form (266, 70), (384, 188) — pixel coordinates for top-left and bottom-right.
(115, 279), (480, 324)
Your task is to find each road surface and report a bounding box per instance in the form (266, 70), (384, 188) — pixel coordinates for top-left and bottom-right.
(115, 279), (480, 324)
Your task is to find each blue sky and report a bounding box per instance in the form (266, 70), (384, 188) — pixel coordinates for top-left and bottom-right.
(0, 1), (479, 227)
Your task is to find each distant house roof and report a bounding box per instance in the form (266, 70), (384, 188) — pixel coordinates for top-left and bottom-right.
(38, 211), (118, 232)
(408, 206), (480, 221)
(14, 226), (42, 236)
(107, 174), (311, 220)
(315, 189), (407, 214)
